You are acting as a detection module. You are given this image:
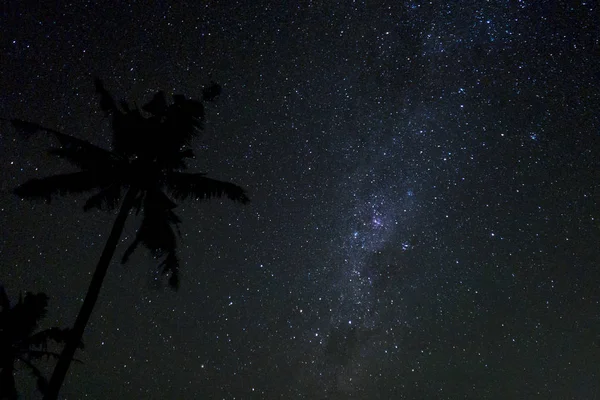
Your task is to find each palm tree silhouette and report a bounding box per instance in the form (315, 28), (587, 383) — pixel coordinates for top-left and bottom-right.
(0, 286), (80, 399)
(8, 79), (250, 399)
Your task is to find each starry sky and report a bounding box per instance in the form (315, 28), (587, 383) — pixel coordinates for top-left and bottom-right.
(1, 1), (599, 399)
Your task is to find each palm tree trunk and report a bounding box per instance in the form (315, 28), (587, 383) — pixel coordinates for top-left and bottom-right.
(43, 188), (138, 400)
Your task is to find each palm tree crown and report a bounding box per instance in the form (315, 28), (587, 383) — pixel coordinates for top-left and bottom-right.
(11, 79), (249, 287)
(8, 78), (249, 399)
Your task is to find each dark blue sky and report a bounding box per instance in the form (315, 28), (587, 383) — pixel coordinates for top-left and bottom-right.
(1, 1), (599, 398)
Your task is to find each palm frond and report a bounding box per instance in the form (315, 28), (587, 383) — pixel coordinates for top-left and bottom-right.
(165, 172), (250, 204)
(122, 190), (182, 288)
(26, 327), (74, 349)
(163, 96), (205, 146)
(20, 350), (63, 361)
(139, 216), (179, 257)
(10, 293), (48, 338)
(172, 96), (205, 120)
(83, 184), (122, 211)
(94, 78), (119, 116)
(3, 118), (62, 138)
(154, 148), (194, 171)
(17, 357), (48, 394)
(96, 79), (159, 159)
(146, 189), (178, 211)
(111, 109), (150, 157)
(4, 118), (116, 170)
(47, 132), (117, 170)
(15, 171), (108, 203)
(18, 352), (82, 396)
(143, 91), (168, 116)
(123, 200), (180, 260)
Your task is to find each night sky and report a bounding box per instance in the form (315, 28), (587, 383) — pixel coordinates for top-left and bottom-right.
(1, 1), (599, 399)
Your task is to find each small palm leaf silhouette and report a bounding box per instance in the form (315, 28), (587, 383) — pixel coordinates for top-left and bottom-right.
(0, 286), (81, 399)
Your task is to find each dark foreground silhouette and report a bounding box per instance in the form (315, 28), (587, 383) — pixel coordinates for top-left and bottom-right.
(0, 287), (80, 399)
(8, 79), (249, 399)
